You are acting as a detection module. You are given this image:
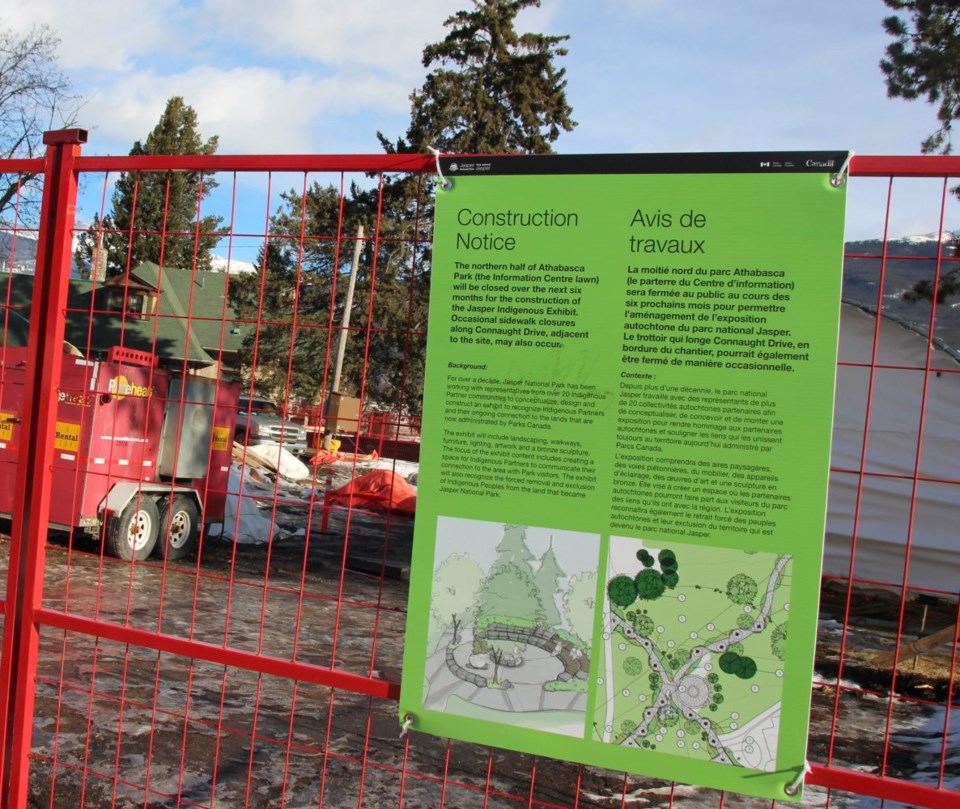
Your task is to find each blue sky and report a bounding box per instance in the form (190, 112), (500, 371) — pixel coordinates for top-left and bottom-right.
(6, 0), (955, 244)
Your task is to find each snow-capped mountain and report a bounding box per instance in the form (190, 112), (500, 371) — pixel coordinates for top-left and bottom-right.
(0, 229), (39, 273)
(209, 255), (257, 274)
(0, 231), (258, 276)
(846, 232), (957, 255)
(903, 231), (957, 245)
(843, 232), (960, 352)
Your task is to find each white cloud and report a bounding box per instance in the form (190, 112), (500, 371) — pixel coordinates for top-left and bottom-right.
(603, 0), (671, 14)
(3, 0), (184, 72)
(5, 0), (944, 163)
(6, 0), (471, 153)
(79, 64), (414, 153)
(199, 0), (463, 77)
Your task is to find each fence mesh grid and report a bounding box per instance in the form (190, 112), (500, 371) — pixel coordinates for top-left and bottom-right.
(0, 149), (957, 808)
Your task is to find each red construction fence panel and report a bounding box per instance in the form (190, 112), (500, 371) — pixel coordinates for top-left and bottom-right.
(0, 135), (957, 808)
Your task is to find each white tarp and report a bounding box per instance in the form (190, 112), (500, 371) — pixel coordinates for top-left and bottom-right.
(211, 463), (279, 544)
(825, 304), (960, 595)
(205, 445), (312, 543)
(242, 443), (311, 482)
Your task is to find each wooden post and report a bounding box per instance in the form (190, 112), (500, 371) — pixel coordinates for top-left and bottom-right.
(324, 224), (364, 450)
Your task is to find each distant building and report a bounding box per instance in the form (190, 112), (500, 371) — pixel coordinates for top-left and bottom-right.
(2, 262), (246, 376)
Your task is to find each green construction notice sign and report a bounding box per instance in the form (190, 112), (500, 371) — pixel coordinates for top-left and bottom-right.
(400, 152), (848, 801)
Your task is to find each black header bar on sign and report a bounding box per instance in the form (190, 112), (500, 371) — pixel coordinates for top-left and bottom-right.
(439, 151), (850, 177)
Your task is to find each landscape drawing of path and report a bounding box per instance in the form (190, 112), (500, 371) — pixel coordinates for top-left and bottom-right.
(423, 518), (601, 738)
(596, 537), (792, 772)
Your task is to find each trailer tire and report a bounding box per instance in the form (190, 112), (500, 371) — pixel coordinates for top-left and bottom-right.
(106, 496), (160, 561)
(155, 495), (200, 560)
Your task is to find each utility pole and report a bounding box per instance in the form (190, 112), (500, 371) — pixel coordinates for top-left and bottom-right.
(323, 224), (364, 450)
(92, 229), (107, 282)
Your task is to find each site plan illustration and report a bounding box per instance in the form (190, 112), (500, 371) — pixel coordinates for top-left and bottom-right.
(596, 537), (793, 772)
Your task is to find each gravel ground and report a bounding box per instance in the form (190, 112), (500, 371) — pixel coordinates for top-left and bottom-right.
(0, 486), (954, 808)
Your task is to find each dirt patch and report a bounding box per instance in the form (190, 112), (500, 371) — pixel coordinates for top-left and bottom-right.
(0, 524), (954, 807)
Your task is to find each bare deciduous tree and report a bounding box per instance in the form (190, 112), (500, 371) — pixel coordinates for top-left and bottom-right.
(0, 23), (80, 223)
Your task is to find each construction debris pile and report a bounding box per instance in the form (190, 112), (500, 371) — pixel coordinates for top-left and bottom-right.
(207, 443), (419, 544)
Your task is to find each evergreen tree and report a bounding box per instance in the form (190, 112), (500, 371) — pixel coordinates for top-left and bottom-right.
(381, 0), (576, 154)
(229, 237), (332, 400)
(881, 1), (960, 155)
(534, 540), (565, 627)
(366, 0), (575, 411)
(881, 1), (960, 302)
(75, 97), (222, 277)
(228, 180), (429, 408)
(232, 1), (577, 408)
(347, 180), (431, 411)
(229, 183), (352, 402)
(473, 525), (546, 633)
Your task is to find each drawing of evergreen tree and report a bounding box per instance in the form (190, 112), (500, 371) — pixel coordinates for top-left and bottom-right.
(534, 538), (565, 628)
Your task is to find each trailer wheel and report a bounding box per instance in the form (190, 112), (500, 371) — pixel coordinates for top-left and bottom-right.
(106, 496), (160, 561)
(155, 495), (200, 560)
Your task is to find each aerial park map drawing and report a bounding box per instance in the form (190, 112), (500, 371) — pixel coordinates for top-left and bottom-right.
(597, 537), (792, 771)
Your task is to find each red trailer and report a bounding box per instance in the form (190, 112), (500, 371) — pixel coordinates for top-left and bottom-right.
(0, 345), (238, 560)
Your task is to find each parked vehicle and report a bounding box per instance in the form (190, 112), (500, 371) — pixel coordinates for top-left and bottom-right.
(235, 395), (308, 455)
(0, 345), (239, 561)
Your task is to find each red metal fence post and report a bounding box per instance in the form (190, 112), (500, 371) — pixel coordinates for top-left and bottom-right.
(0, 128), (86, 809)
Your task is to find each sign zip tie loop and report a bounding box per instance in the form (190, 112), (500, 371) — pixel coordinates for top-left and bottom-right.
(399, 714), (414, 740)
(830, 151), (854, 188)
(784, 761), (811, 796)
(429, 146), (453, 191)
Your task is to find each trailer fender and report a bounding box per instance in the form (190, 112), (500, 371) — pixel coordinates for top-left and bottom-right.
(100, 483), (203, 519)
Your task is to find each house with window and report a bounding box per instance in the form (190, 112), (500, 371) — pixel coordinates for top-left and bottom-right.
(2, 263), (246, 377)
